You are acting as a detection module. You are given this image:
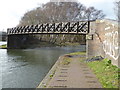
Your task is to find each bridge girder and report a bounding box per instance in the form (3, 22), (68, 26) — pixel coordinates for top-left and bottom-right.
(7, 21), (93, 35)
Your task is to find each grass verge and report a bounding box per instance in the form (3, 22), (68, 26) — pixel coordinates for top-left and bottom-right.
(69, 51), (86, 55)
(86, 58), (120, 88)
(0, 44), (7, 48)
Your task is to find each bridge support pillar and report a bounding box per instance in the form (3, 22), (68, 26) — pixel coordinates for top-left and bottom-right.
(7, 35), (28, 49)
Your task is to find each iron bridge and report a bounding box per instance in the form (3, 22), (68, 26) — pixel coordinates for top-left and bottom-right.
(7, 20), (95, 35)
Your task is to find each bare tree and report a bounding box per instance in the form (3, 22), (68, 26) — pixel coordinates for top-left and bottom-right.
(114, 1), (120, 22)
(84, 7), (105, 20)
(18, 2), (105, 26)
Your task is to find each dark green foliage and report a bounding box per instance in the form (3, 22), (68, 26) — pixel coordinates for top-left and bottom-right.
(105, 59), (112, 66)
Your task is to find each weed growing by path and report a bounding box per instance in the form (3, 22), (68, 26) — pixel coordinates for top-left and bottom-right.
(61, 56), (72, 65)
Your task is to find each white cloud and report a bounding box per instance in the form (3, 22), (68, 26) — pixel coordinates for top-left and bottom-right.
(0, 0), (115, 32)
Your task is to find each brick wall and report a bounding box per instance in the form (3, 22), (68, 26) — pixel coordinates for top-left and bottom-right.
(87, 19), (120, 67)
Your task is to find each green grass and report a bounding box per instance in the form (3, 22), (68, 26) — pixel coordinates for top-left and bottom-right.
(69, 51), (86, 55)
(86, 58), (120, 88)
(0, 44), (7, 48)
(60, 56), (72, 65)
(59, 42), (80, 46)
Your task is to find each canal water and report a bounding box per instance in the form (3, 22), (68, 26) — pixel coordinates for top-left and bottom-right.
(1, 45), (86, 88)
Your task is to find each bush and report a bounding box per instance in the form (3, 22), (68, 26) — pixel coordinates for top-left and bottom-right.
(104, 58), (111, 66)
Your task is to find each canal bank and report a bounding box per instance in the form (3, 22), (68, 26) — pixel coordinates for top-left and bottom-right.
(37, 52), (102, 88)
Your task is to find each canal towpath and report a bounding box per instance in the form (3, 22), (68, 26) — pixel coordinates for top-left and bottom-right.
(37, 54), (102, 88)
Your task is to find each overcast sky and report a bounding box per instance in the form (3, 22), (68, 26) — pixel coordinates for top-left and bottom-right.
(0, 0), (116, 32)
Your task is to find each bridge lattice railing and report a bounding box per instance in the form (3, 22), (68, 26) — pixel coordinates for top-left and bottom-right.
(7, 21), (92, 35)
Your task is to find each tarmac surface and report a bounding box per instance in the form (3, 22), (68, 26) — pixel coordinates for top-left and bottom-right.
(38, 55), (102, 88)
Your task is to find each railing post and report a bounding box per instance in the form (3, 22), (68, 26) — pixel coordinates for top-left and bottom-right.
(88, 21), (90, 34)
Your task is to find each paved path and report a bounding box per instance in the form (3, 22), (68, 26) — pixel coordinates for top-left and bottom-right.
(38, 55), (102, 88)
